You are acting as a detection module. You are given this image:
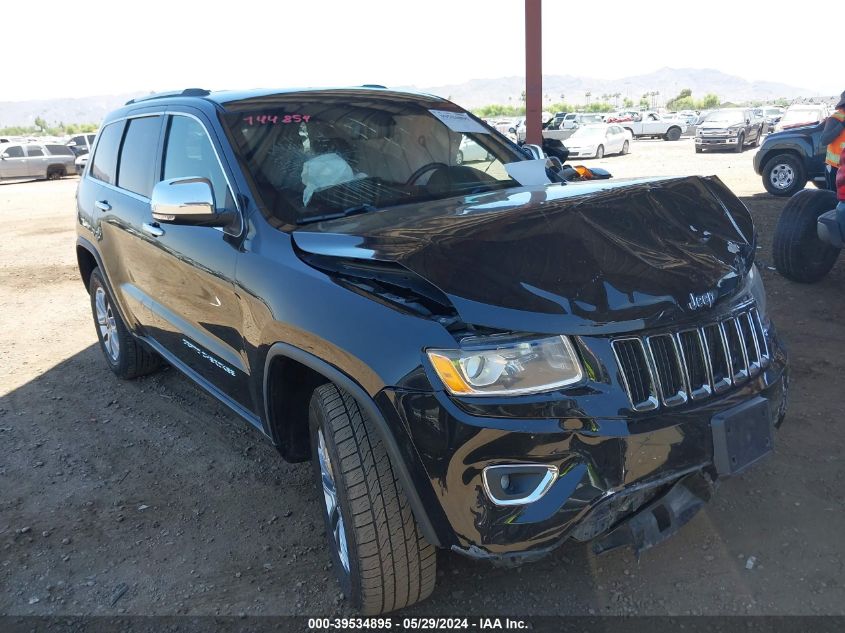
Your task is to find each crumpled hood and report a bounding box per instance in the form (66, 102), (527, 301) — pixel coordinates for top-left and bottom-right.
(292, 176), (756, 335)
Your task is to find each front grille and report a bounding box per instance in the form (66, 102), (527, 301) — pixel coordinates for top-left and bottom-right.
(612, 305), (770, 412)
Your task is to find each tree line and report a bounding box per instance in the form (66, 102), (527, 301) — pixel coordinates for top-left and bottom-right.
(472, 88), (798, 118)
(0, 117), (99, 137)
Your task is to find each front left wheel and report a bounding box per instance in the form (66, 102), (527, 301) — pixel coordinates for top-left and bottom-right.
(309, 383), (437, 615)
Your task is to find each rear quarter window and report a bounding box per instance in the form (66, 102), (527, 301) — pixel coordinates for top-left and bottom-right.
(90, 121), (124, 185)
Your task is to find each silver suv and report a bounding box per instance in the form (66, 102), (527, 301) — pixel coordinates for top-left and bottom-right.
(0, 142), (76, 181)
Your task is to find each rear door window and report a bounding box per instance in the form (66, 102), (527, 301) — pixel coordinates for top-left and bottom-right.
(90, 121), (124, 185)
(117, 116), (162, 197)
(26, 146), (45, 157)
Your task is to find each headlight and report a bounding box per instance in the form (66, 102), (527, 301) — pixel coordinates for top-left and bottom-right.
(748, 264), (767, 319)
(427, 335), (584, 396)
(728, 130), (738, 136)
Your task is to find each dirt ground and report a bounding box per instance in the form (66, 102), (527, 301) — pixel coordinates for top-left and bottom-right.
(1, 137), (844, 617)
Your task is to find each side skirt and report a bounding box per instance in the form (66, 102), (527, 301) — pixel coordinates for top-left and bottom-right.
(141, 335), (267, 437)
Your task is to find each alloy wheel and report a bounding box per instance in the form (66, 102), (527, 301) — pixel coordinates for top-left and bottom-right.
(318, 428), (350, 573)
(95, 287), (120, 362)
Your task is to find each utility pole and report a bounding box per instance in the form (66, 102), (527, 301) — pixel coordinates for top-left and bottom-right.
(524, 0), (542, 146)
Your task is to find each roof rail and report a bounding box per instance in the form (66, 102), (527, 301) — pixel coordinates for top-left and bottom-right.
(125, 88), (211, 106)
(360, 84), (387, 89)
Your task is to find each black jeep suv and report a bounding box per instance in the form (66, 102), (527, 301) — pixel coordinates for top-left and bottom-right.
(76, 87), (789, 614)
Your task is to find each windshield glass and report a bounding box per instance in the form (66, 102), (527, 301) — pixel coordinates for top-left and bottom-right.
(781, 109), (822, 125)
(222, 96), (525, 225)
(703, 110), (744, 124)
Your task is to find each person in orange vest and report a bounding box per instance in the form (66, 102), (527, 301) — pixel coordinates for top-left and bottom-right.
(837, 146), (845, 226)
(821, 91), (845, 190)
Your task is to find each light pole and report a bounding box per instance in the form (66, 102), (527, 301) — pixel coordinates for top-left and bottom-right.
(524, 0), (542, 145)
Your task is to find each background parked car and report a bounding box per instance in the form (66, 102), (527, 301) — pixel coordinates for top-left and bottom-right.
(761, 106), (784, 132)
(456, 137), (493, 164)
(753, 121), (827, 196)
(695, 108), (764, 153)
(66, 132), (98, 157)
(620, 111), (685, 141)
(542, 113), (605, 142)
(0, 142), (76, 181)
(563, 124), (632, 158)
(774, 105), (828, 133)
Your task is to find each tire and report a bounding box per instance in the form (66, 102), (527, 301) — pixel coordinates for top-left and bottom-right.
(664, 127), (682, 141)
(595, 145), (604, 159)
(762, 153), (807, 197)
(47, 166), (65, 180)
(621, 140), (629, 155)
(309, 383), (436, 615)
(88, 268), (161, 379)
(773, 188), (840, 283)
(455, 150), (464, 166)
(734, 133), (745, 153)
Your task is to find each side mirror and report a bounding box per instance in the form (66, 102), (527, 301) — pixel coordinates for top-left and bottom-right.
(545, 156), (563, 174)
(151, 177), (232, 227)
(508, 127), (516, 134)
(0, 154), (7, 160)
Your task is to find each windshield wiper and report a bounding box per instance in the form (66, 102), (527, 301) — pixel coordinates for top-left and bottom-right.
(298, 204), (378, 225)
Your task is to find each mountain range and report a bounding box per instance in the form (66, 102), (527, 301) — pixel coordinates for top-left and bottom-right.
(399, 67), (821, 109)
(0, 68), (824, 128)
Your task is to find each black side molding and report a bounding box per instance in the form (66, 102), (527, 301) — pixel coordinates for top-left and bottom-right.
(262, 342), (444, 548)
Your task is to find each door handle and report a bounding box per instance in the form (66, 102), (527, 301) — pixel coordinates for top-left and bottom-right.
(142, 222), (165, 238)
(95, 200), (111, 211)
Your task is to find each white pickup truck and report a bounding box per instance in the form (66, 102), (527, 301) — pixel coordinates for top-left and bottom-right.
(619, 111), (685, 141)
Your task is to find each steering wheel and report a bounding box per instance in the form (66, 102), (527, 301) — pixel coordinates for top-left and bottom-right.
(406, 162), (450, 185)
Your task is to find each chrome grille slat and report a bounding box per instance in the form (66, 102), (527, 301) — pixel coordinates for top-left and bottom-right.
(723, 317), (749, 383)
(613, 305), (769, 411)
(739, 312), (762, 376)
(677, 329), (712, 400)
(611, 338), (658, 412)
(647, 334), (688, 407)
(703, 323), (732, 393)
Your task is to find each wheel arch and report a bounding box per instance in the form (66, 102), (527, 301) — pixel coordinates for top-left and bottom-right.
(76, 240), (98, 289)
(76, 236), (139, 333)
(262, 341), (446, 548)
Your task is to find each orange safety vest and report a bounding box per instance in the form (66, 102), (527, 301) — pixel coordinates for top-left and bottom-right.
(826, 110), (845, 167)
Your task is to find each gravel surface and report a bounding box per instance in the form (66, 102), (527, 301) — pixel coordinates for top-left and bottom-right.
(1, 137), (844, 616)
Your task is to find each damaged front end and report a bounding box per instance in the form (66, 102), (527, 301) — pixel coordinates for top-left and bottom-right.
(291, 174), (789, 563)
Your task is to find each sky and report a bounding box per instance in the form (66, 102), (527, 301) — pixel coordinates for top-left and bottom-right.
(1, 0), (836, 102)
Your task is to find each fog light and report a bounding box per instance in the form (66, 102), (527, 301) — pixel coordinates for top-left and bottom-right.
(500, 474), (511, 491)
(482, 464), (558, 506)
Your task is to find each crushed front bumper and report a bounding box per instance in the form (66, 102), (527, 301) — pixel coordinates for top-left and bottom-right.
(380, 349), (788, 563)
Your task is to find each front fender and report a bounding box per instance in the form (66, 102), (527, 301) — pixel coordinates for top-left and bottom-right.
(261, 342), (451, 548)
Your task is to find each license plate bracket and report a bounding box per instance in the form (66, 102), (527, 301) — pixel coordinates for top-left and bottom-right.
(711, 397), (773, 476)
